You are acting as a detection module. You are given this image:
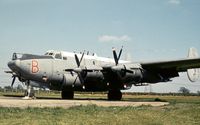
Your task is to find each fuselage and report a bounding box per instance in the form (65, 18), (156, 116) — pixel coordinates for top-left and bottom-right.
(8, 50), (135, 91)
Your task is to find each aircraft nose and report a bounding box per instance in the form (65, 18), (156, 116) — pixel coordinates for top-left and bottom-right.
(8, 60), (20, 71)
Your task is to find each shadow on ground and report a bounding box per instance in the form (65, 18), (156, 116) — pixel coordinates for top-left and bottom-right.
(3, 94), (167, 102)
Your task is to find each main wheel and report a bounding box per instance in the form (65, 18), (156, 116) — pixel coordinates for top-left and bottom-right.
(108, 90), (122, 100)
(61, 90), (74, 99)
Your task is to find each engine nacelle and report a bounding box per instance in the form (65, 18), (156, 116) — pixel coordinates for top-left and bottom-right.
(85, 71), (104, 79)
(122, 68), (143, 84)
(83, 71), (108, 91)
(110, 65), (144, 85)
(62, 73), (82, 90)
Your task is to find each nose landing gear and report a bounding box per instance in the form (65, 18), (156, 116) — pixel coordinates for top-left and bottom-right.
(22, 81), (35, 99)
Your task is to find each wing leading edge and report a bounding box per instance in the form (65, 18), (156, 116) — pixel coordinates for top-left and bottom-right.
(141, 57), (200, 82)
(141, 58), (200, 72)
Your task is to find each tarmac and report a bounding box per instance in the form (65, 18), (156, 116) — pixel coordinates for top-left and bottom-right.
(0, 96), (169, 108)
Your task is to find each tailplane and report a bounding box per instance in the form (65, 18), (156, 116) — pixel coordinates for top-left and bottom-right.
(187, 48), (200, 82)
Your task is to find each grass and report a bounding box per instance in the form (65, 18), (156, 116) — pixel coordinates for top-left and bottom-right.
(0, 92), (200, 125)
(0, 104), (200, 125)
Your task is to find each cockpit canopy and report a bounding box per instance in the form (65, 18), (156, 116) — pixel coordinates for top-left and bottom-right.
(45, 50), (67, 60)
(12, 53), (23, 60)
(11, 50), (66, 61)
(12, 53), (53, 60)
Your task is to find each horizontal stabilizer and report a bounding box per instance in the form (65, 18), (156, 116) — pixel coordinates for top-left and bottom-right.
(187, 48), (200, 82)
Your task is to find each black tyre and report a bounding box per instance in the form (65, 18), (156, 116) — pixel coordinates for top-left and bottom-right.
(108, 90), (122, 100)
(61, 90), (74, 99)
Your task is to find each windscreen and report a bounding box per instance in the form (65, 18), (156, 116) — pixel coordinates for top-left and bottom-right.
(12, 53), (23, 60)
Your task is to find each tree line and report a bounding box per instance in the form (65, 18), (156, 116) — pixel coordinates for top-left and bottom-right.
(0, 85), (200, 96)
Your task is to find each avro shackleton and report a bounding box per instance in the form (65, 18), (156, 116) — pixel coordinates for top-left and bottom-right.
(6, 47), (200, 100)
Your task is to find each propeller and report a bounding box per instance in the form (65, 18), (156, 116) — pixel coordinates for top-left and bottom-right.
(65, 51), (86, 88)
(4, 71), (13, 74)
(65, 51), (85, 72)
(75, 52), (84, 67)
(112, 47), (134, 76)
(11, 76), (16, 88)
(74, 52), (87, 88)
(120, 65), (134, 77)
(112, 46), (123, 65)
(5, 71), (17, 88)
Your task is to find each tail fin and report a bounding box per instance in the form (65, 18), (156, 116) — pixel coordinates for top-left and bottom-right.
(187, 47), (200, 82)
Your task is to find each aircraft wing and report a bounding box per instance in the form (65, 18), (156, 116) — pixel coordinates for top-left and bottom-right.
(141, 58), (200, 72)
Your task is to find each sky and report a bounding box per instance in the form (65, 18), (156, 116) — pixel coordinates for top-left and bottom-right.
(0, 0), (200, 93)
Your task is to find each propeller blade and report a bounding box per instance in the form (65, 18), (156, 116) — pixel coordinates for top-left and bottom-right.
(11, 76), (16, 88)
(123, 65), (133, 73)
(112, 48), (118, 65)
(73, 75), (78, 85)
(122, 69), (133, 74)
(118, 46), (123, 61)
(77, 73), (84, 84)
(65, 69), (74, 72)
(73, 73), (84, 88)
(112, 46), (123, 65)
(79, 52), (85, 65)
(75, 54), (80, 67)
(4, 71), (13, 74)
(75, 52), (85, 67)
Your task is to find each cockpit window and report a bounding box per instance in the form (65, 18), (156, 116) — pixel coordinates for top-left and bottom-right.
(63, 56), (67, 60)
(45, 51), (63, 59)
(55, 53), (62, 59)
(12, 53), (17, 60)
(12, 53), (23, 60)
(49, 53), (54, 56)
(44, 52), (54, 56)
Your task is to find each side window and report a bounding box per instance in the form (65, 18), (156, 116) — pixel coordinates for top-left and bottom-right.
(49, 53), (54, 56)
(63, 56), (67, 60)
(55, 53), (62, 59)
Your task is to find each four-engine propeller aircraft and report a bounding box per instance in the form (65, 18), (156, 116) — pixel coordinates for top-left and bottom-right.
(5, 47), (200, 100)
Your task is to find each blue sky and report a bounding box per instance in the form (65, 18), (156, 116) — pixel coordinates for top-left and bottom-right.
(0, 0), (200, 92)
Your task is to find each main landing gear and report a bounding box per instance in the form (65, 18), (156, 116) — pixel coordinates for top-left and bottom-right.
(61, 89), (74, 99)
(108, 90), (122, 100)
